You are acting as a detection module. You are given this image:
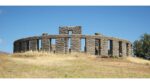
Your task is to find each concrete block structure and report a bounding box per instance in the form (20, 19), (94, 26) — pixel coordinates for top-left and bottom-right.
(41, 33), (50, 51)
(101, 38), (108, 56)
(29, 39), (38, 51)
(112, 40), (119, 57)
(86, 37), (95, 55)
(13, 26), (132, 57)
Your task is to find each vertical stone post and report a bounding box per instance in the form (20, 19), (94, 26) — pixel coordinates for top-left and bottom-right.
(21, 41), (28, 52)
(13, 42), (20, 53)
(20, 41), (24, 52)
(86, 37), (95, 55)
(126, 43), (129, 56)
(56, 38), (65, 53)
(41, 33), (50, 51)
(19, 42), (22, 52)
(29, 39), (38, 51)
(128, 43), (132, 56)
(26, 40), (29, 51)
(71, 35), (81, 52)
(112, 40), (119, 57)
(64, 38), (68, 53)
(122, 42), (127, 57)
(101, 38), (108, 56)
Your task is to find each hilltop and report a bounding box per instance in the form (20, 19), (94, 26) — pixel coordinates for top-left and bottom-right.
(0, 51), (9, 55)
(0, 51), (150, 78)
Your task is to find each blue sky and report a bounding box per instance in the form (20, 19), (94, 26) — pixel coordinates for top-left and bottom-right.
(0, 6), (150, 53)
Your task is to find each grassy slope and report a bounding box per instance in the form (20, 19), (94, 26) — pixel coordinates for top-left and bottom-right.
(0, 51), (150, 78)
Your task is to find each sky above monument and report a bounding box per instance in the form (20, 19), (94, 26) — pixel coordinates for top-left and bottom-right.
(0, 6), (150, 53)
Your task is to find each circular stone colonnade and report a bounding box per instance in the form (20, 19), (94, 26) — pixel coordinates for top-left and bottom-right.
(13, 26), (132, 57)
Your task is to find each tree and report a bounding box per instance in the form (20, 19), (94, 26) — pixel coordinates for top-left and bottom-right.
(133, 33), (150, 59)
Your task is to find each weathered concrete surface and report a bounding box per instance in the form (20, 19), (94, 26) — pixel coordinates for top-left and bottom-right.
(101, 38), (108, 56)
(59, 26), (81, 34)
(56, 38), (66, 53)
(112, 40), (119, 57)
(86, 37), (95, 55)
(29, 39), (38, 51)
(41, 33), (50, 51)
(13, 26), (132, 57)
(71, 36), (81, 52)
(122, 42), (127, 57)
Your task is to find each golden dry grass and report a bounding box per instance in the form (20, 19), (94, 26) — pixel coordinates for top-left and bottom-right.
(0, 51), (150, 78)
(126, 56), (150, 65)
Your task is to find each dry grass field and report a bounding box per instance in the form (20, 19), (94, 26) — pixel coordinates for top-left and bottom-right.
(0, 51), (150, 78)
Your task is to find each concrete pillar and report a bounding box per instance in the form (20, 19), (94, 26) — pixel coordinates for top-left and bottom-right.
(71, 36), (81, 52)
(41, 33), (50, 51)
(26, 40), (29, 51)
(64, 38), (68, 53)
(56, 38), (65, 53)
(128, 43), (132, 56)
(126, 43), (129, 56)
(122, 42), (127, 57)
(112, 40), (119, 57)
(101, 38), (108, 56)
(21, 41), (28, 52)
(13, 42), (20, 53)
(130, 44), (133, 56)
(19, 42), (22, 52)
(86, 37), (95, 55)
(29, 39), (38, 51)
